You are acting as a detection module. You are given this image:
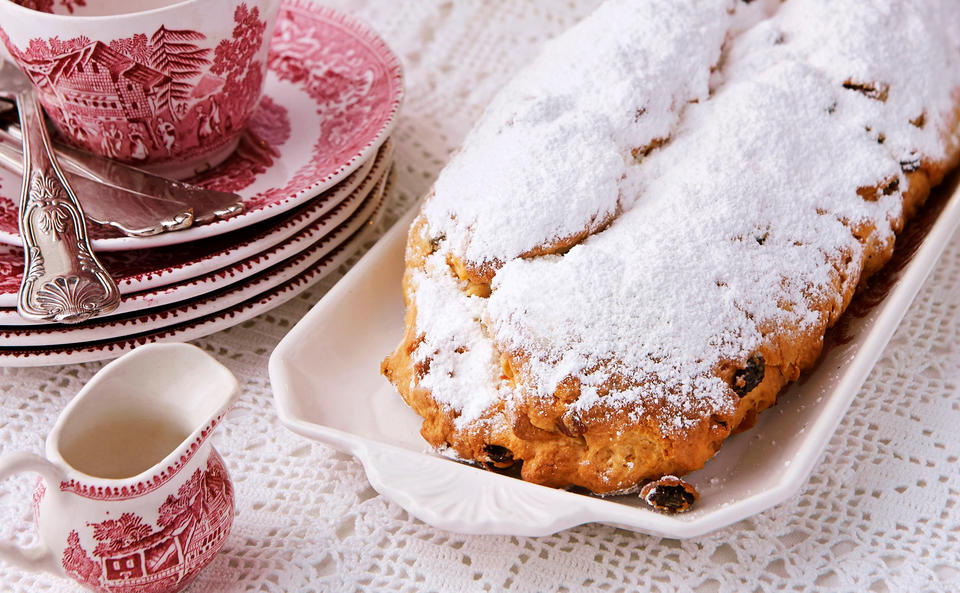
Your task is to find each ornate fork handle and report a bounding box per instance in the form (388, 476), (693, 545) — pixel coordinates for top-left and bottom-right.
(14, 86), (119, 323)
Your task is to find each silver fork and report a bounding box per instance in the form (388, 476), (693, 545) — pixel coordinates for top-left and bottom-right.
(0, 61), (120, 323)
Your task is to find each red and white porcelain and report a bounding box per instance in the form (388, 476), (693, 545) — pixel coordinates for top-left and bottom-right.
(0, 1), (404, 365)
(0, 0), (282, 176)
(0, 0), (403, 250)
(0, 140), (392, 308)
(0, 163), (390, 324)
(0, 170), (387, 345)
(0, 343), (239, 593)
(0, 184), (386, 366)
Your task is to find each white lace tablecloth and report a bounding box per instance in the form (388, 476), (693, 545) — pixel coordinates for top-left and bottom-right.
(2, 1), (959, 591)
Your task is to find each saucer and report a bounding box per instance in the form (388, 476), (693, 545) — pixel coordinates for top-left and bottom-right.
(0, 0), (403, 252)
(0, 170), (390, 347)
(0, 202), (382, 367)
(0, 164), (390, 325)
(0, 140), (392, 308)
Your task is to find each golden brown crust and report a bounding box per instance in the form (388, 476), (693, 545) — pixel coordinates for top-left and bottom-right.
(446, 206), (621, 287)
(382, 102), (960, 496)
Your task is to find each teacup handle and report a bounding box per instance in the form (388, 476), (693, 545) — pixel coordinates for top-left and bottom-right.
(0, 452), (63, 573)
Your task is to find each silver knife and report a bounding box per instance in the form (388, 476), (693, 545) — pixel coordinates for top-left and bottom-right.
(0, 136), (194, 237)
(0, 104), (244, 226)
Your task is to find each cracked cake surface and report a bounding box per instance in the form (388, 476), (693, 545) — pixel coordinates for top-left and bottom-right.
(382, 0), (960, 494)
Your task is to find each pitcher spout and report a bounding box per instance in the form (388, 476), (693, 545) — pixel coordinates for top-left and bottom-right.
(46, 343), (240, 483)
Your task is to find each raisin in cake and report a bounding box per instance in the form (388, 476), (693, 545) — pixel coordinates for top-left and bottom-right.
(382, 0), (960, 494)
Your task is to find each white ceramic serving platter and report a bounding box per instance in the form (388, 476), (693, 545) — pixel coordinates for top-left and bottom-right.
(0, 164), (390, 326)
(0, 172), (392, 366)
(0, 0), (403, 251)
(0, 173), (387, 347)
(0, 144), (391, 313)
(270, 175), (960, 538)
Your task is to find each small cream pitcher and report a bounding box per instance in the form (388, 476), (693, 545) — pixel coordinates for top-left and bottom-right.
(0, 343), (239, 593)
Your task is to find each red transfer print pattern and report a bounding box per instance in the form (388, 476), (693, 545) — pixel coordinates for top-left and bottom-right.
(184, 0), (404, 211)
(60, 452), (234, 593)
(0, 168), (20, 291)
(0, 94), (289, 240)
(62, 531), (103, 590)
(0, 244), (24, 294)
(262, 0), (402, 202)
(187, 94), (290, 197)
(0, 4), (266, 165)
(0, 2), (402, 243)
(13, 0), (86, 13)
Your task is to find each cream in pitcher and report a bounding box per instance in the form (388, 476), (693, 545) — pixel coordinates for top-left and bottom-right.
(0, 343), (239, 593)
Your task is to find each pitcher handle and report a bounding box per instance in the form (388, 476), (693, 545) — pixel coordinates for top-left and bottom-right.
(0, 452), (63, 573)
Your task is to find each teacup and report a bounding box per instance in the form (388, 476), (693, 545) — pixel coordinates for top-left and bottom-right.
(0, 0), (281, 178)
(0, 343), (240, 593)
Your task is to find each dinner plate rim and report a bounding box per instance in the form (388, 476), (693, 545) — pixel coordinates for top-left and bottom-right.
(0, 170), (393, 366)
(0, 142), (392, 312)
(0, 171), (388, 347)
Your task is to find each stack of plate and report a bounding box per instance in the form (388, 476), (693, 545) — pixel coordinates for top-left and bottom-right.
(0, 1), (403, 366)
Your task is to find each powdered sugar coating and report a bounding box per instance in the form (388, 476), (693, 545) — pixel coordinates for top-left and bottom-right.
(489, 60), (896, 431)
(423, 0), (775, 267)
(409, 251), (505, 429)
(720, 0), (960, 164)
(409, 0), (960, 436)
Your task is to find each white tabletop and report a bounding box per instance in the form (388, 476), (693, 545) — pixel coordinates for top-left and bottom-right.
(1, 1), (959, 591)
